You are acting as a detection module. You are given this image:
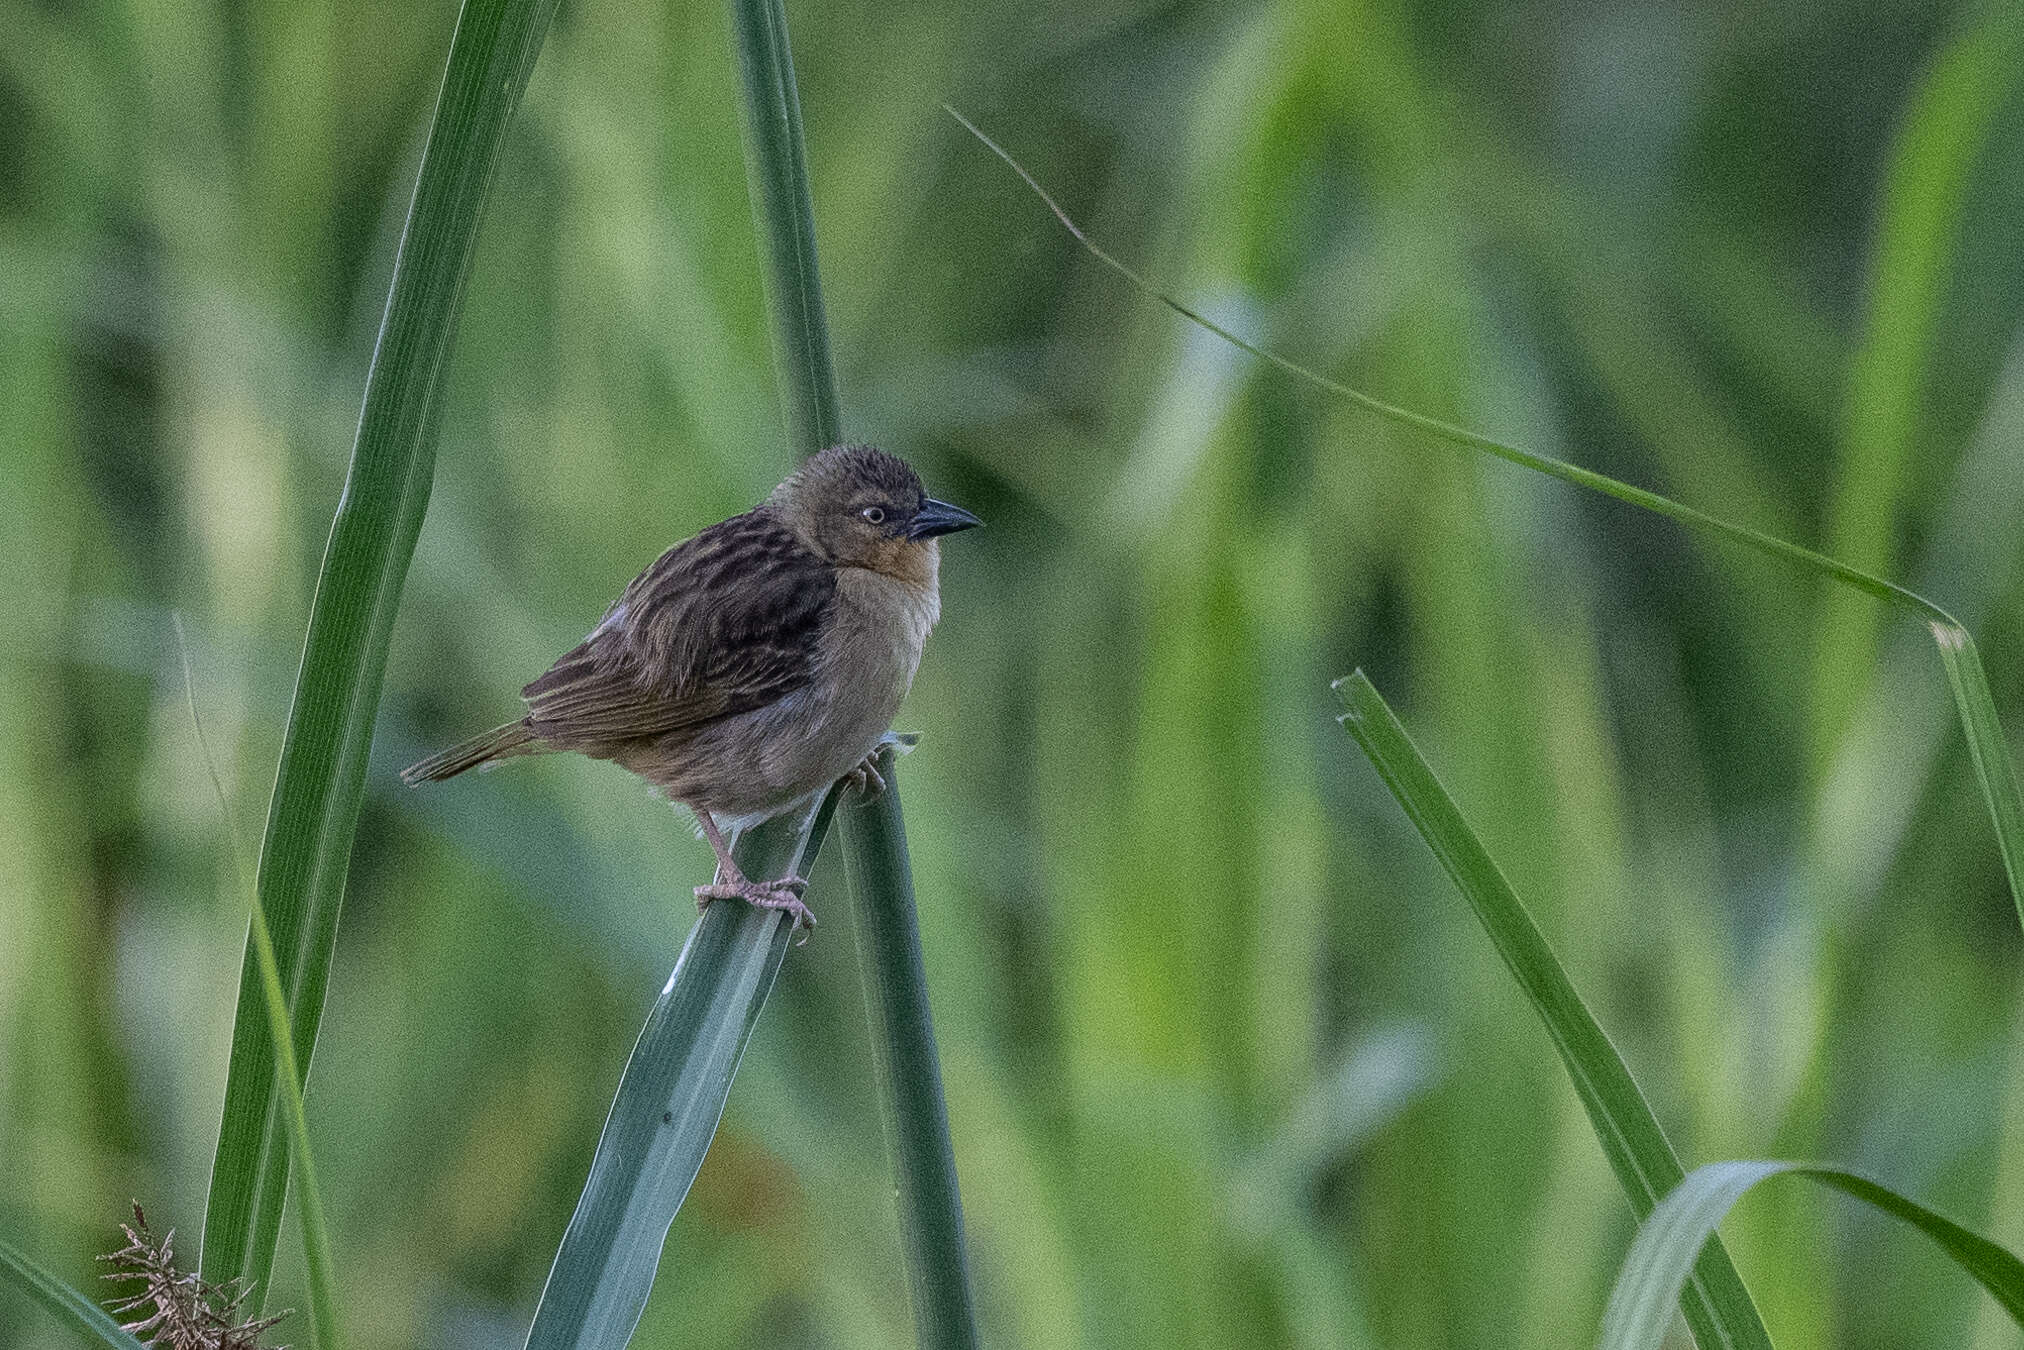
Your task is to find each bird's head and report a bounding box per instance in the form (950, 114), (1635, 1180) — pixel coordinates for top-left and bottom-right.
(771, 444), (980, 581)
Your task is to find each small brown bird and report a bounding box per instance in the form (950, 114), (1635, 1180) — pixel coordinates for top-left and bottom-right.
(402, 444), (979, 931)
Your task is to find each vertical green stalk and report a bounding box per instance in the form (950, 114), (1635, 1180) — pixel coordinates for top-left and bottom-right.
(729, 0), (842, 450)
(840, 747), (982, 1350)
(200, 0), (562, 1305)
(727, 1), (982, 1343)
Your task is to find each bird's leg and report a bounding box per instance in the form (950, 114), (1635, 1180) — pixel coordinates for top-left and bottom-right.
(842, 750), (886, 797)
(690, 808), (816, 937)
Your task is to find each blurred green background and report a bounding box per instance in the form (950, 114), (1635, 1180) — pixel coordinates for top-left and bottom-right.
(6, 0), (2024, 1346)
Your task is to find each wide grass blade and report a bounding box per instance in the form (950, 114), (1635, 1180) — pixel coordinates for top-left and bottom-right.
(730, 1), (984, 1344)
(953, 109), (2024, 934)
(200, 0), (562, 1305)
(524, 795), (838, 1350)
(0, 1238), (148, 1350)
(838, 746), (982, 1350)
(1599, 1161), (2024, 1350)
(1334, 671), (1772, 1350)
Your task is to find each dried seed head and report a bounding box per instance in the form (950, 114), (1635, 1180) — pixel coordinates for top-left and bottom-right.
(99, 1204), (289, 1350)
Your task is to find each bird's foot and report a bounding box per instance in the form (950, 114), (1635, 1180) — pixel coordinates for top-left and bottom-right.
(694, 874), (816, 941)
(843, 751), (886, 797)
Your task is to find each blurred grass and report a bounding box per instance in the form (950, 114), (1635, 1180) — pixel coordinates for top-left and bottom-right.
(5, 1), (2024, 1348)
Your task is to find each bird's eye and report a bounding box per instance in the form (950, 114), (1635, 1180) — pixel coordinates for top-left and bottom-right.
(861, 506), (886, 525)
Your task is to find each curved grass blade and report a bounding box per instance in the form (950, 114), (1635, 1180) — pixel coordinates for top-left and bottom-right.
(838, 745), (982, 1350)
(730, 2), (984, 1345)
(1334, 671), (1771, 1350)
(0, 1237), (149, 1350)
(950, 108), (2024, 933)
(177, 617), (340, 1349)
(200, 0), (563, 1305)
(523, 793), (839, 1350)
(1599, 1161), (2024, 1350)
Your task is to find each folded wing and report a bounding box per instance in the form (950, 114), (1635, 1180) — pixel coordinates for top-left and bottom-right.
(521, 509), (835, 750)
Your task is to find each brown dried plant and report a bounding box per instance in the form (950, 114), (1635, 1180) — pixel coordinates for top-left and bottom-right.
(99, 1205), (288, 1350)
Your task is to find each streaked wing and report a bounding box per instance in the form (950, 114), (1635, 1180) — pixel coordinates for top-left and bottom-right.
(521, 509), (834, 745)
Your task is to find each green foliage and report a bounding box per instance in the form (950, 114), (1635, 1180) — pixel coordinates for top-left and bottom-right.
(1599, 1162), (2024, 1350)
(7, 1), (2024, 1348)
(0, 1239), (148, 1350)
(525, 799), (837, 1350)
(198, 0), (563, 1312)
(839, 747), (982, 1350)
(956, 109), (2024, 932)
(178, 619), (341, 1349)
(1335, 672), (1769, 1350)
(729, 0), (982, 1338)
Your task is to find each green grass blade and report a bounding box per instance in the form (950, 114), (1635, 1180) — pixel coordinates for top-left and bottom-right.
(729, 0), (843, 451)
(523, 795), (838, 1350)
(838, 746), (982, 1350)
(1334, 671), (1772, 1350)
(730, 3), (984, 1345)
(952, 109), (2024, 935)
(0, 1237), (149, 1350)
(199, 0), (562, 1304)
(177, 618), (340, 1350)
(1599, 1161), (2024, 1350)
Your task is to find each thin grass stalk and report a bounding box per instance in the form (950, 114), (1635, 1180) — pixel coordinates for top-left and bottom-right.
(951, 108), (2024, 931)
(728, 2), (983, 1345)
(524, 796), (840, 1350)
(199, 0), (562, 1305)
(1598, 1161), (2024, 1350)
(0, 1239), (149, 1350)
(838, 747), (982, 1350)
(178, 617), (340, 1350)
(1335, 672), (1772, 1350)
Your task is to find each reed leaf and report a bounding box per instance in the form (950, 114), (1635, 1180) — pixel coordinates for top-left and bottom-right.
(838, 745), (982, 1350)
(198, 0), (561, 1305)
(1598, 1161), (2024, 1350)
(1334, 671), (1772, 1350)
(731, 1), (983, 1344)
(0, 1238), (149, 1350)
(953, 108), (2024, 931)
(524, 794), (839, 1350)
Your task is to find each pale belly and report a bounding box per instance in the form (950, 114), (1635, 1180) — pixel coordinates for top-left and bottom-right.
(618, 566), (936, 827)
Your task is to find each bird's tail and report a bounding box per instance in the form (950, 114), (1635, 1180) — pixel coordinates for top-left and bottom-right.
(401, 721), (538, 785)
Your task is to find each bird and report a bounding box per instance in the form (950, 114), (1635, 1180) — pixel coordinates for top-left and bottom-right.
(401, 443), (980, 933)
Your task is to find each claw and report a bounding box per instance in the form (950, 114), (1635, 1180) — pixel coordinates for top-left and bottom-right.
(843, 753), (887, 797)
(694, 875), (817, 941)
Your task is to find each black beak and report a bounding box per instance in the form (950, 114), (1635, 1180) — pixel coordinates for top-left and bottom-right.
(908, 497), (982, 539)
